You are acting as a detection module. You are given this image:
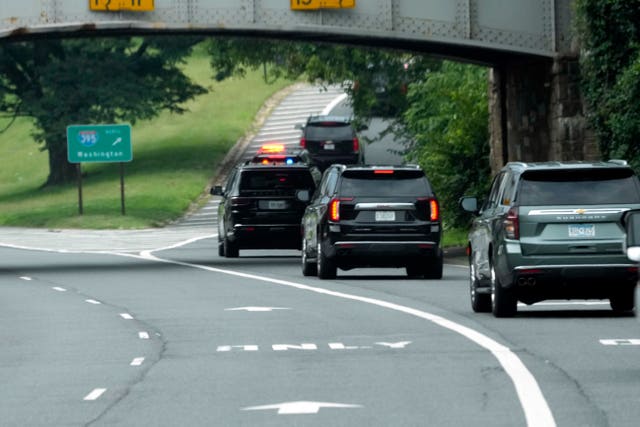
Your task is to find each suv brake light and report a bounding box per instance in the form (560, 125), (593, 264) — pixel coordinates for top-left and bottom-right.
(353, 137), (360, 153)
(504, 207), (519, 239)
(328, 197), (354, 222)
(429, 198), (440, 221)
(230, 197), (250, 207)
(300, 137), (306, 149)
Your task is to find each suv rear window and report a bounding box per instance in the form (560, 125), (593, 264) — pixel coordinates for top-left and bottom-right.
(517, 168), (640, 205)
(305, 123), (353, 140)
(339, 170), (429, 196)
(239, 170), (315, 191)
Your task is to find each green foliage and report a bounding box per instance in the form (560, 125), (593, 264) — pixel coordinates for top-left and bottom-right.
(575, 0), (640, 168)
(0, 36), (207, 185)
(403, 61), (490, 228)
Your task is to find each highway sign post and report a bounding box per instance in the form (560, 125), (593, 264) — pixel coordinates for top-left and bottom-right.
(67, 124), (133, 215)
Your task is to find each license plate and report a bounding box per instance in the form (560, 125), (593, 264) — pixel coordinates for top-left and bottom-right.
(260, 200), (286, 210)
(375, 211), (395, 221)
(568, 223), (595, 238)
(323, 143), (335, 150)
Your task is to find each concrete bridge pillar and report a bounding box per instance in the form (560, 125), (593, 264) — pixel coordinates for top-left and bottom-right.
(488, 56), (598, 174)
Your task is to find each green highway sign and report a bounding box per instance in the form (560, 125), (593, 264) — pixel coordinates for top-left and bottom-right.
(67, 124), (132, 163)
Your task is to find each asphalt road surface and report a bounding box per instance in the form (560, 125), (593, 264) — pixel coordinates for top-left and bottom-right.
(2, 85), (640, 426)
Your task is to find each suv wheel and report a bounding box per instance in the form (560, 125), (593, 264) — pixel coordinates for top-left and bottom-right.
(301, 238), (317, 277)
(470, 259), (491, 312)
(224, 237), (239, 258)
(609, 283), (636, 313)
(317, 240), (337, 279)
(490, 263), (516, 317)
(218, 237), (225, 257)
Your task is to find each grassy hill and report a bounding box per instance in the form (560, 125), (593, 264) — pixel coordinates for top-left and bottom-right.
(0, 45), (293, 229)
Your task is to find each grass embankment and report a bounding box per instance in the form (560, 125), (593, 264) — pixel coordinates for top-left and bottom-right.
(0, 50), (292, 229)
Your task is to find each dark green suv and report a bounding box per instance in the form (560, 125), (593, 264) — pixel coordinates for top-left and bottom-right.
(460, 161), (640, 317)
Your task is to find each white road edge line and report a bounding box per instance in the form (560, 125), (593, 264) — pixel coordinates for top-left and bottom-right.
(1, 234), (555, 426)
(83, 388), (106, 401)
(120, 313), (134, 320)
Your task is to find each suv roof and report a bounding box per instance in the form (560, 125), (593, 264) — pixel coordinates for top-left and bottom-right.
(305, 115), (351, 125)
(503, 160), (630, 172)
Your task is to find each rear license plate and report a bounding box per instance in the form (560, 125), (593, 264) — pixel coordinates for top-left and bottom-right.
(323, 142), (335, 150)
(568, 223), (595, 238)
(259, 200), (287, 210)
(375, 211), (395, 221)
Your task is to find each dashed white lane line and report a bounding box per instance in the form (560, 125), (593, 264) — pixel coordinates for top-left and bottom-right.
(119, 313), (134, 320)
(19, 276), (32, 281)
(52, 287), (67, 292)
(85, 299), (101, 305)
(130, 357), (145, 366)
(83, 388), (107, 401)
(138, 331), (150, 339)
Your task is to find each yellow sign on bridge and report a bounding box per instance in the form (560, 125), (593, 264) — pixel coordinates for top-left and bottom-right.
(291, 0), (355, 10)
(90, 0), (154, 12)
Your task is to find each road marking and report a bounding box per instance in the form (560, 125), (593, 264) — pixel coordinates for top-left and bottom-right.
(19, 276), (32, 281)
(83, 388), (107, 401)
(224, 306), (291, 312)
(138, 331), (150, 339)
(243, 401), (361, 415)
(273, 343), (317, 351)
(85, 299), (101, 305)
(119, 313), (134, 320)
(216, 341), (412, 352)
(376, 341), (412, 349)
(321, 93), (348, 115)
(130, 357), (145, 366)
(217, 345), (259, 352)
(131, 247), (555, 427)
(600, 339), (640, 346)
(52, 287), (67, 292)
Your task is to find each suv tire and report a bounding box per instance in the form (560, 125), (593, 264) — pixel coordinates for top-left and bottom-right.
(609, 284), (636, 313)
(470, 259), (491, 312)
(218, 240), (225, 257)
(301, 238), (317, 277)
(317, 240), (337, 279)
(491, 263), (517, 317)
(224, 237), (239, 258)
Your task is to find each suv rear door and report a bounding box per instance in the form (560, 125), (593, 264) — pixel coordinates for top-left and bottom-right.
(516, 168), (640, 256)
(304, 121), (355, 155)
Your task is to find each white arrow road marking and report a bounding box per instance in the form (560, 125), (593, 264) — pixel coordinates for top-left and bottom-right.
(600, 339), (640, 346)
(243, 401), (362, 415)
(225, 306), (291, 312)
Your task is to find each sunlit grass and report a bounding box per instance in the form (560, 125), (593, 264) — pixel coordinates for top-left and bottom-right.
(0, 47), (292, 229)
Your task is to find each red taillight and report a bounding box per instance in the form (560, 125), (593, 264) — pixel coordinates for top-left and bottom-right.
(230, 197), (250, 207)
(329, 198), (340, 222)
(374, 169), (394, 174)
(429, 199), (440, 222)
(504, 207), (519, 239)
(300, 137), (306, 149)
(353, 137), (359, 152)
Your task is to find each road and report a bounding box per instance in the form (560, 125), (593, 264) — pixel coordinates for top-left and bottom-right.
(1, 85), (640, 426)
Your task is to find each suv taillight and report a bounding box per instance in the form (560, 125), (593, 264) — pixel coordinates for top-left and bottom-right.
(329, 198), (340, 222)
(300, 137), (306, 149)
(429, 198), (440, 221)
(230, 197), (250, 207)
(353, 137), (360, 152)
(504, 207), (519, 239)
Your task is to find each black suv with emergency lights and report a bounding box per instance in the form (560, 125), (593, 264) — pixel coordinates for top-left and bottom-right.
(296, 115), (365, 171)
(300, 164), (443, 279)
(460, 161), (640, 317)
(211, 144), (320, 257)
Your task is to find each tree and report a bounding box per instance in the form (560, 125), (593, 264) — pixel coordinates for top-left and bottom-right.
(575, 0), (640, 168)
(0, 36), (206, 186)
(403, 61), (490, 228)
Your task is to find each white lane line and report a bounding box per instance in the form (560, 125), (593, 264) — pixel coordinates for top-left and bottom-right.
(138, 331), (150, 339)
(321, 93), (348, 115)
(52, 287), (67, 292)
(83, 388), (107, 401)
(85, 299), (102, 305)
(19, 276), (32, 281)
(128, 249), (554, 427)
(120, 313), (134, 320)
(130, 357), (145, 366)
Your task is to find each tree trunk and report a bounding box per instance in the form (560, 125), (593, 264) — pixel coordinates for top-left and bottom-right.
(45, 137), (77, 186)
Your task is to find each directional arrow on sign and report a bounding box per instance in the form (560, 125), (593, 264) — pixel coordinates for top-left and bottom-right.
(243, 401), (362, 415)
(224, 307), (290, 312)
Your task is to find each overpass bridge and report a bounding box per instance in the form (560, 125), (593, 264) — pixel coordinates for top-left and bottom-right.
(0, 1), (592, 168)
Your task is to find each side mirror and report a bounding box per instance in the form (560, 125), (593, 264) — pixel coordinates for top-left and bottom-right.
(459, 196), (479, 214)
(296, 189), (311, 203)
(623, 209), (640, 261)
(211, 185), (223, 196)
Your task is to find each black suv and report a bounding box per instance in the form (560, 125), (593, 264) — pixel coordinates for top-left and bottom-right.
(301, 164), (443, 279)
(460, 161), (640, 317)
(296, 115), (365, 171)
(212, 151), (319, 257)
